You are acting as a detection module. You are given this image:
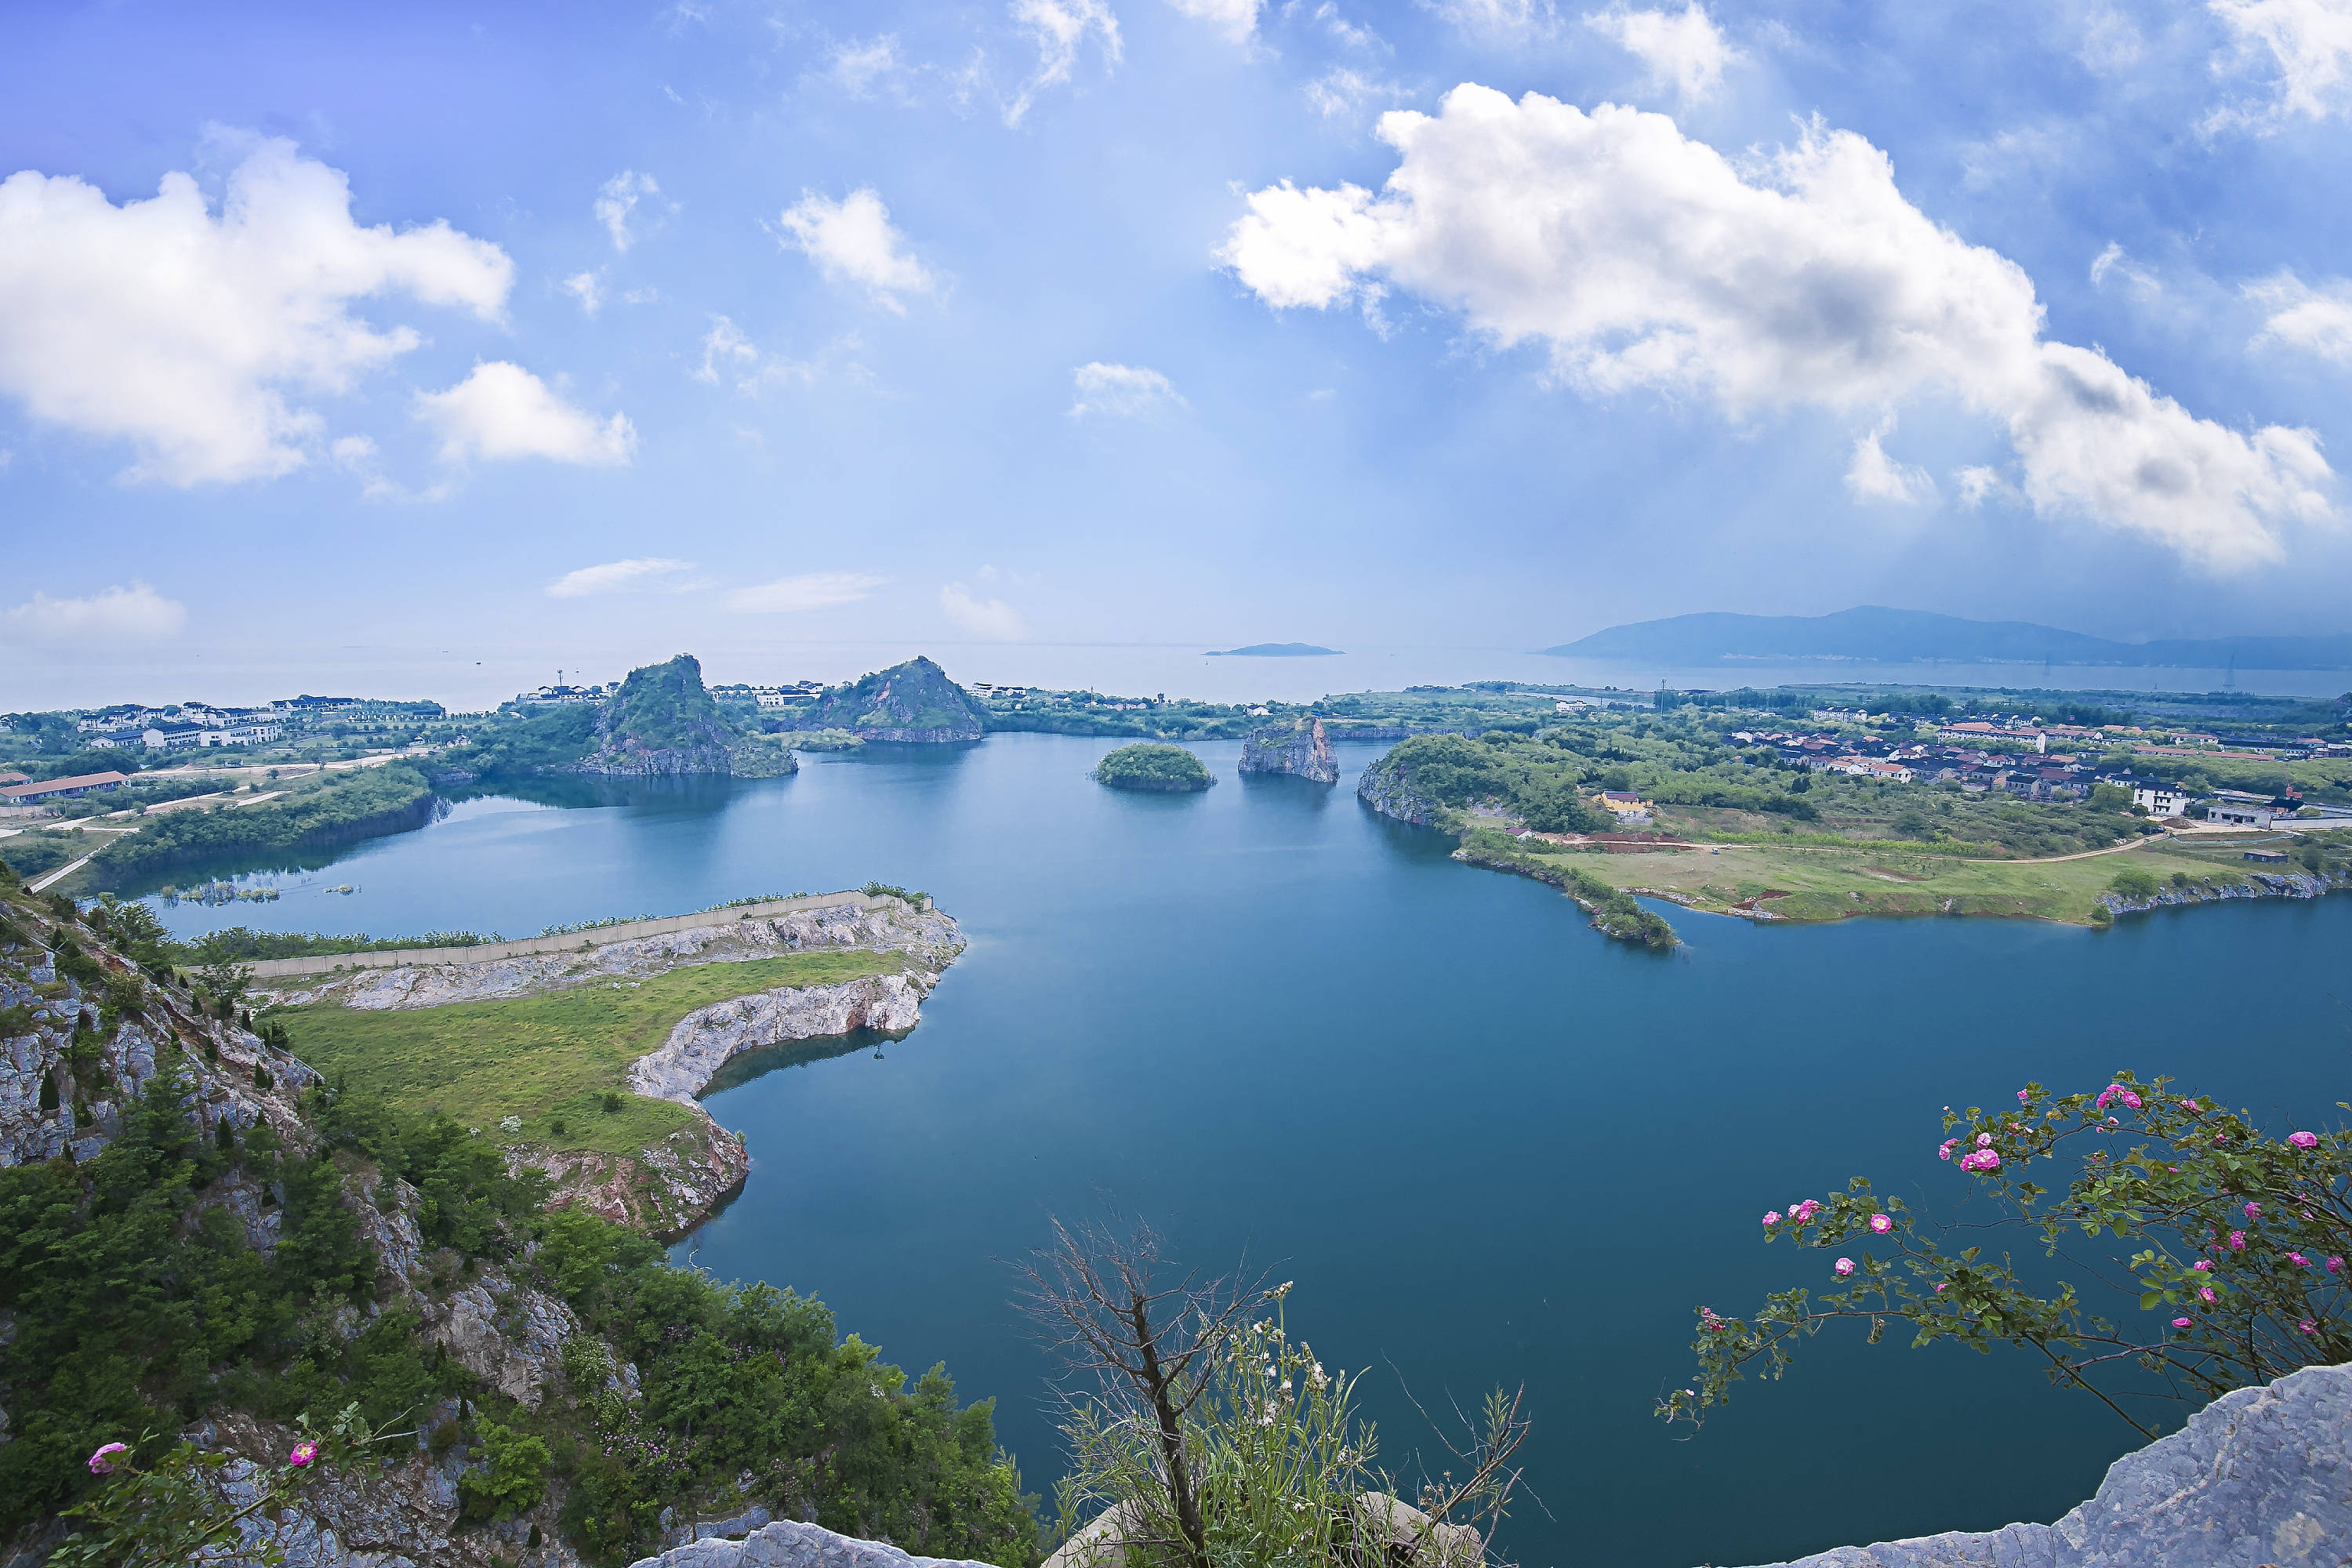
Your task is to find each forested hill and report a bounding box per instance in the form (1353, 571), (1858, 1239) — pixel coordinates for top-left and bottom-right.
(1546, 607), (2352, 671)
(597, 653), (741, 752)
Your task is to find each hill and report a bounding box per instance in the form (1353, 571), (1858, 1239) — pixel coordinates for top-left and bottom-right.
(1543, 608), (2352, 670)
(573, 653), (746, 775)
(1094, 742), (1216, 792)
(1207, 642), (1343, 656)
(804, 656), (986, 742)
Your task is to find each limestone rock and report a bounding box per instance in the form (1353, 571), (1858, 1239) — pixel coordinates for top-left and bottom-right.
(1723, 1361), (2352, 1568)
(1356, 747), (1451, 828)
(627, 1517), (998, 1568)
(1240, 717), (1340, 784)
(629, 973), (936, 1103)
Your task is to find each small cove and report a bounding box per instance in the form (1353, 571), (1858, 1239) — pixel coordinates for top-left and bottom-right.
(145, 734), (2352, 1567)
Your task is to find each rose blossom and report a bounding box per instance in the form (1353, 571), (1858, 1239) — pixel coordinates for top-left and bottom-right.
(2288, 1131), (2318, 1150)
(2199, 1287), (2217, 1303)
(2230, 1231), (2247, 1250)
(2172, 1317), (2192, 1329)
(89, 1443), (128, 1475)
(1869, 1214), (1893, 1234)
(1834, 1258), (1855, 1278)
(1763, 1211), (1781, 1226)
(288, 1441), (318, 1468)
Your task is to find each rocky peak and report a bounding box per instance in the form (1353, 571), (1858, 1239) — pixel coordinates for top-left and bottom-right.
(1240, 716), (1339, 783)
(804, 657), (986, 742)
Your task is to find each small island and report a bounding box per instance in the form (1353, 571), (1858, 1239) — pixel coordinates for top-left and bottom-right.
(1207, 641), (1342, 657)
(1094, 742), (1217, 793)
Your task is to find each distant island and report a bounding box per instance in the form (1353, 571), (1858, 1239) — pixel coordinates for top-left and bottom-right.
(1207, 642), (1343, 657)
(1544, 608), (2352, 672)
(1094, 742), (1216, 793)
(801, 655), (987, 742)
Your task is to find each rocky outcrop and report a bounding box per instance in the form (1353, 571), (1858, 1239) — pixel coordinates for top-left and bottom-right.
(630, 973), (936, 1103)
(801, 657), (986, 743)
(1240, 717), (1339, 783)
(2102, 868), (2347, 917)
(1043, 1495), (1477, 1568)
(256, 898), (964, 1011)
(1356, 748), (1452, 829)
(571, 654), (745, 777)
(525, 1120), (750, 1239)
(627, 1518), (996, 1568)
(3, 927), (318, 1170)
(1726, 1362), (2351, 1568)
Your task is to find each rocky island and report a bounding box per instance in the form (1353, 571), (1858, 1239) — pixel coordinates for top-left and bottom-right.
(570, 654), (797, 779)
(1239, 715), (1339, 783)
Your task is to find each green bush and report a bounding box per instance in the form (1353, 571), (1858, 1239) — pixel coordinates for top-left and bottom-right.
(2108, 868), (2161, 900)
(1094, 743), (1215, 793)
(460, 1422), (553, 1520)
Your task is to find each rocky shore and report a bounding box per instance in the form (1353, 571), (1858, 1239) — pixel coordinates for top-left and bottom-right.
(2100, 866), (2347, 917)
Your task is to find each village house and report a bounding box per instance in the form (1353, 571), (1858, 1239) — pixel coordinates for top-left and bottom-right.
(2130, 782), (2192, 817)
(2, 770), (130, 804)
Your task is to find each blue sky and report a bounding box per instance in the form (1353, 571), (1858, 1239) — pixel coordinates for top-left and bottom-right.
(2, 0), (2350, 706)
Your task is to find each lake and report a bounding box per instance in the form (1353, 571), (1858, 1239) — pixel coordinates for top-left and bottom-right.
(146, 735), (2352, 1567)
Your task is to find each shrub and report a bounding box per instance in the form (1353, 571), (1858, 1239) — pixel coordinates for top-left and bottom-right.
(2108, 868), (2161, 900)
(1094, 743), (1215, 793)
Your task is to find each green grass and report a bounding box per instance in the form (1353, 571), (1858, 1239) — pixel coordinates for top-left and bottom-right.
(1510, 838), (2269, 925)
(279, 949), (905, 1152)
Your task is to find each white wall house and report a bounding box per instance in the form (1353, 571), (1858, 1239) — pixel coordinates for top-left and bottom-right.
(2204, 802), (2275, 828)
(2132, 784), (2190, 817)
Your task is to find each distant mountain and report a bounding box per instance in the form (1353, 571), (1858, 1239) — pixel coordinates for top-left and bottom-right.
(1207, 642), (1344, 657)
(804, 655), (987, 742)
(1542, 608), (2352, 671)
(572, 652), (782, 778)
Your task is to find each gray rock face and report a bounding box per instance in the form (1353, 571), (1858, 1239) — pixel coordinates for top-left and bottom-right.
(1726, 1362), (2351, 1568)
(2102, 869), (2347, 916)
(628, 973), (935, 1103)
(627, 1518), (997, 1568)
(1240, 717), (1340, 784)
(1356, 749), (1450, 828)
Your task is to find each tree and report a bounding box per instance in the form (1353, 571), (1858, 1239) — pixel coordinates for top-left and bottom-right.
(1661, 1072), (2349, 1441)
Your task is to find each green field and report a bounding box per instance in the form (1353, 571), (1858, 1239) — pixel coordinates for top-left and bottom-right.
(278, 949), (906, 1152)
(1510, 832), (2333, 926)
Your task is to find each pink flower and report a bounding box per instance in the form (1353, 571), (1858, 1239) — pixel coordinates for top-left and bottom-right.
(2288, 1131), (2318, 1150)
(1933, 1283), (1946, 1292)
(2017, 1089), (2030, 1105)
(288, 1441), (318, 1468)
(1939, 1139), (1958, 1160)
(2245, 1202), (2261, 1218)
(1976, 1132), (1993, 1147)
(1834, 1258), (1856, 1278)
(1869, 1214), (1893, 1234)
(2180, 1098), (2198, 1111)
(1762, 1211), (1782, 1226)
(2119, 1091), (2142, 1109)
(2198, 1287), (2217, 1303)
(2171, 1317), (2192, 1328)
(2230, 1231), (2247, 1250)
(2107, 1116), (2121, 1127)
(2330, 1257), (2346, 1274)
(88, 1443), (128, 1475)
(2299, 1319), (2318, 1336)
(2289, 1253), (2311, 1268)
(2191, 1259), (2212, 1272)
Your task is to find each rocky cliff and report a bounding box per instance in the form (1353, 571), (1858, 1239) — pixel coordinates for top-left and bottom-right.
(2100, 867), (2348, 917)
(802, 657), (987, 742)
(1355, 746), (1453, 828)
(1239, 717), (1338, 783)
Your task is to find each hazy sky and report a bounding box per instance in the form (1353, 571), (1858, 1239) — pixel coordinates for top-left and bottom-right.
(3, 0), (2350, 706)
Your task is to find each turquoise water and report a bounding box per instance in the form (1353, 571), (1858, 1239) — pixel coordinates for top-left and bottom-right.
(147, 736), (2352, 1566)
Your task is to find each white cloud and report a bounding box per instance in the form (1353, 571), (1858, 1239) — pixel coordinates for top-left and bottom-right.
(2078, 5), (2147, 74)
(1218, 85), (2332, 569)
(1953, 465), (2013, 508)
(1585, 4), (1741, 104)
(1167, 0), (1261, 45)
(546, 558), (695, 598)
(830, 34), (909, 96)
(1433, 0), (1551, 36)
(1845, 418), (1936, 505)
(2089, 241), (2161, 301)
(595, 170), (662, 252)
(2208, 0), (2352, 124)
(693, 315), (854, 394)
(1070, 361), (1185, 417)
(2247, 270), (2352, 364)
(413, 362), (637, 466)
(724, 572), (885, 613)
(1007, 0), (1122, 126)
(779, 189), (936, 313)
(3, 583), (187, 644)
(1307, 67), (1410, 118)
(0, 135), (510, 486)
(941, 583), (1029, 639)
(1312, 2), (1386, 50)
(564, 270), (605, 315)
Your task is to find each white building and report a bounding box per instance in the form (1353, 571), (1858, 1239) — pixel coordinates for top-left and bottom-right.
(142, 726), (205, 751)
(2132, 783), (2190, 818)
(2204, 801), (2276, 829)
(200, 721), (283, 746)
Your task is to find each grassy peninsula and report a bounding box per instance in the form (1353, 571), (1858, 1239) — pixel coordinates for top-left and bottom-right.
(279, 947), (909, 1156)
(1094, 742), (1215, 793)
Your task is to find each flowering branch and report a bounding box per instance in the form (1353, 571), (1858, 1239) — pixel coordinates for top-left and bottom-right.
(1659, 1073), (2349, 1439)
